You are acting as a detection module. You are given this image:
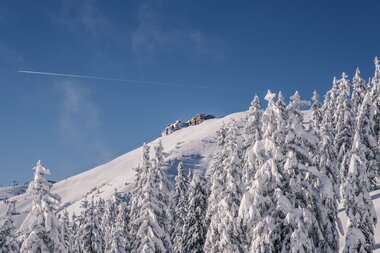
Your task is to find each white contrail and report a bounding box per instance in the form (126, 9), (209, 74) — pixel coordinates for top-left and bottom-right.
(18, 70), (245, 92)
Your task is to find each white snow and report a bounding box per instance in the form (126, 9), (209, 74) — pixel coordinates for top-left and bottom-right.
(0, 111), (246, 225)
(1, 109), (380, 252)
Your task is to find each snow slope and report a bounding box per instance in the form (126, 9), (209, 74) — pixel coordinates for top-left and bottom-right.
(0, 111), (247, 227)
(1, 109), (380, 252)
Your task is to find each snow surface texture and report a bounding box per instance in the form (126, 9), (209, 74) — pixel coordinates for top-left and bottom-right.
(1, 109), (380, 252)
(0, 111), (246, 228)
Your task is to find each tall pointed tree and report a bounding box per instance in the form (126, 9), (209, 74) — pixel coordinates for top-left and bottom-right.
(242, 95), (263, 186)
(77, 197), (104, 253)
(131, 142), (172, 253)
(0, 201), (19, 253)
(20, 160), (67, 253)
(108, 204), (128, 253)
(238, 90), (285, 252)
(319, 113), (343, 252)
(356, 92), (380, 188)
(335, 72), (355, 181)
(59, 210), (72, 253)
(185, 172), (208, 253)
(280, 91), (325, 252)
(206, 125), (228, 224)
(172, 162), (189, 253)
(370, 57), (380, 144)
(351, 67), (367, 116)
(204, 120), (244, 253)
(311, 90), (322, 133)
(103, 189), (122, 252)
(128, 144), (151, 250)
(153, 140), (172, 251)
(342, 131), (377, 253)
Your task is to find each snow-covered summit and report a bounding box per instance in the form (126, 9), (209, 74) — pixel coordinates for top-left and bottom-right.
(0, 110), (247, 226)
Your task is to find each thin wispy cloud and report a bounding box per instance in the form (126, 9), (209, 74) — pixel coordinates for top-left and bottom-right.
(131, 1), (227, 64)
(51, 0), (111, 37)
(57, 81), (112, 165)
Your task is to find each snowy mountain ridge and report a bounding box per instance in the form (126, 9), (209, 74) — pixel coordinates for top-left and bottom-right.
(2, 58), (380, 252)
(0, 110), (247, 226)
(2, 107), (380, 252)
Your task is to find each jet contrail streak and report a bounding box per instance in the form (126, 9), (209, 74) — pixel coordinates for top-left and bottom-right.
(18, 70), (246, 92)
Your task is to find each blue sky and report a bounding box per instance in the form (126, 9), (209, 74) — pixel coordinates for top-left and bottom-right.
(0, 0), (379, 185)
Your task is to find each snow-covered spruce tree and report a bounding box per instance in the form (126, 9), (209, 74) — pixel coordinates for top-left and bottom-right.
(59, 209), (72, 253)
(204, 120), (244, 253)
(334, 72), (355, 181)
(238, 90), (285, 252)
(242, 95), (263, 186)
(351, 67), (367, 116)
(20, 160), (67, 253)
(280, 91), (326, 252)
(274, 91), (288, 149)
(356, 92), (380, 188)
(172, 162), (189, 253)
(103, 189), (122, 252)
(342, 131), (377, 253)
(185, 172), (208, 253)
(326, 76), (340, 128)
(108, 203), (128, 253)
(321, 78), (338, 133)
(76, 196), (104, 253)
(205, 124), (228, 224)
(153, 140), (172, 251)
(310, 90), (322, 133)
(0, 201), (19, 253)
(127, 143), (151, 251)
(70, 213), (79, 252)
(370, 57), (380, 145)
(318, 112), (343, 252)
(130, 141), (172, 253)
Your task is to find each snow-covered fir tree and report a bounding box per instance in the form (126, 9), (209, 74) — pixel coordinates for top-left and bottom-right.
(20, 160), (67, 253)
(127, 144), (151, 251)
(76, 197), (104, 253)
(59, 210), (72, 253)
(130, 142), (172, 253)
(331, 77), (340, 125)
(103, 189), (122, 252)
(318, 112), (343, 252)
(205, 124), (228, 224)
(242, 95), (263, 186)
(280, 91), (326, 252)
(351, 67), (367, 116)
(342, 131), (377, 253)
(311, 90), (322, 133)
(153, 140), (172, 252)
(204, 120), (244, 253)
(370, 57), (380, 147)
(274, 91), (288, 149)
(108, 203), (128, 253)
(70, 213), (80, 253)
(0, 201), (19, 253)
(185, 172), (208, 253)
(356, 92), (380, 188)
(172, 162), (189, 253)
(334, 72), (355, 181)
(321, 77), (339, 134)
(238, 90), (284, 252)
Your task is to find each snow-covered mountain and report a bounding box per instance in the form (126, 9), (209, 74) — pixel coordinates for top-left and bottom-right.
(2, 108), (380, 252)
(0, 111), (247, 227)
